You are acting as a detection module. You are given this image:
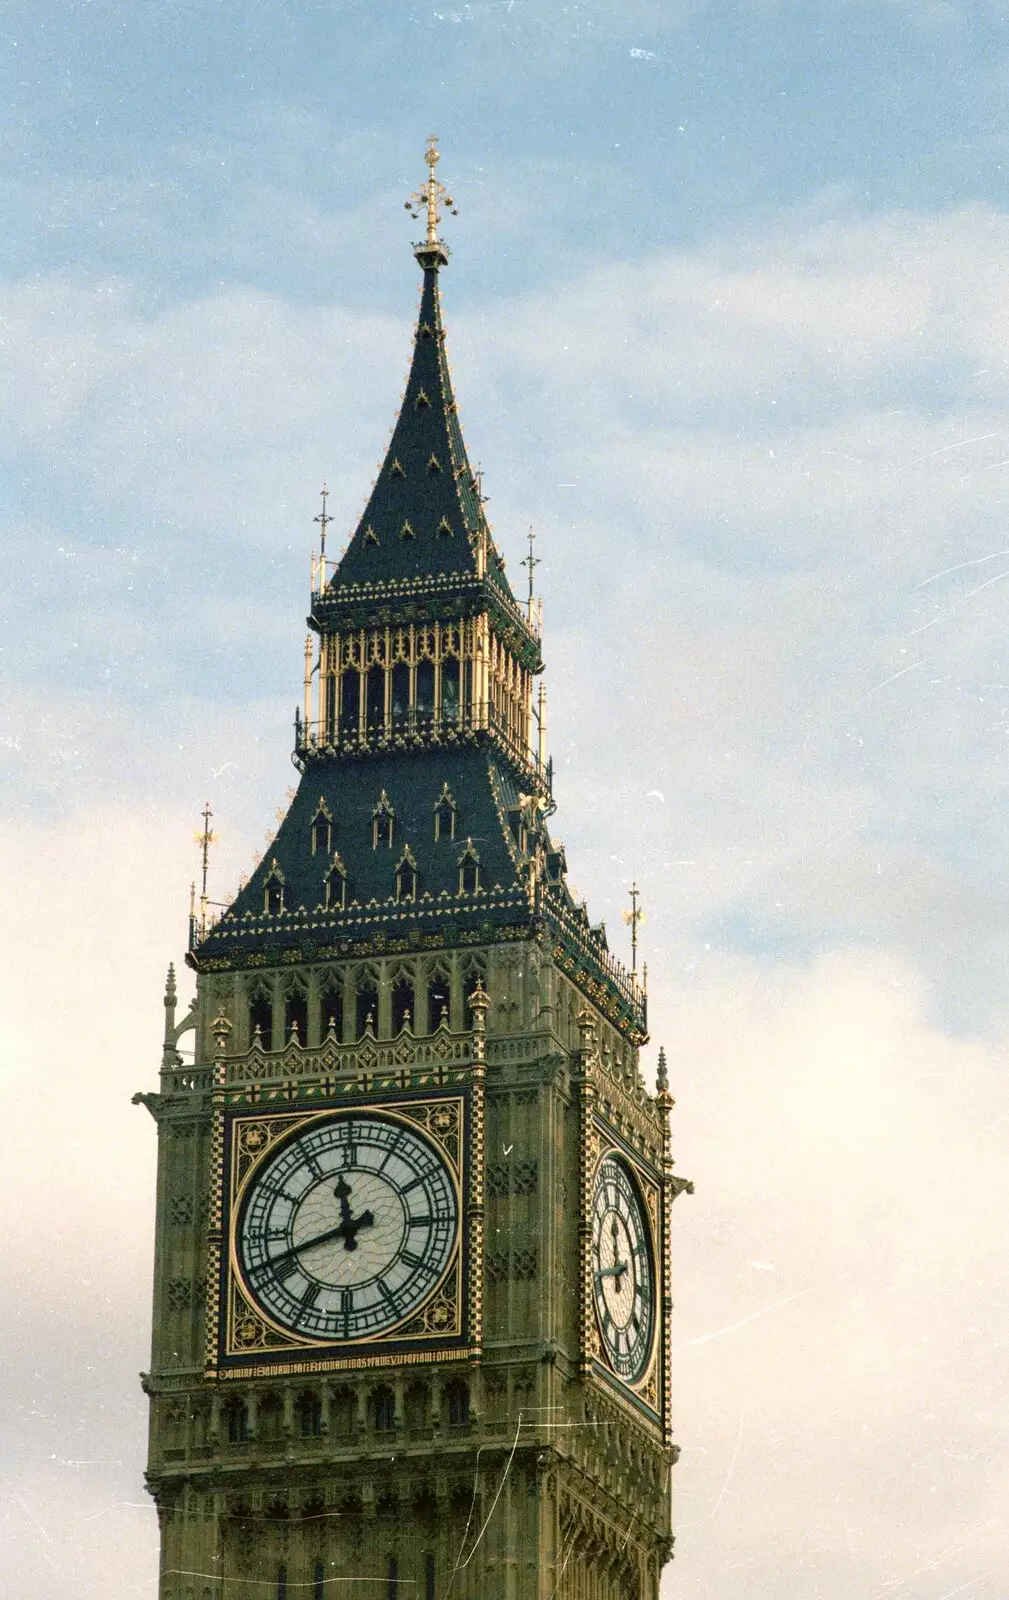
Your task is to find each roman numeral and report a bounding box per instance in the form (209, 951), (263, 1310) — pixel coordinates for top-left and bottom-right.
(300, 1281), (320, 1309)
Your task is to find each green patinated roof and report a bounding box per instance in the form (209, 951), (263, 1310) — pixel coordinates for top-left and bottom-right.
(327, 263), (514, 598)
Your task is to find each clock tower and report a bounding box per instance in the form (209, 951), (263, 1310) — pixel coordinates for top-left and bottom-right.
(137, 140), (691, 1600)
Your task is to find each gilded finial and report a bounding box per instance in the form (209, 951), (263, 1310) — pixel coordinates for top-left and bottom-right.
(621, 882), (645, 981)
(405, 136), (457, 267)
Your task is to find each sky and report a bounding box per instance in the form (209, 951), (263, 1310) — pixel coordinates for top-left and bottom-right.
(2, 0), (1009, 1595)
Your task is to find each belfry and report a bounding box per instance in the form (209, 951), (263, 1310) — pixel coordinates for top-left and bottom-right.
(138, 140), (690, 1600)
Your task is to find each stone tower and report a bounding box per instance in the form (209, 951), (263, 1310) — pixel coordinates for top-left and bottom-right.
(137, 140), (691, 1600)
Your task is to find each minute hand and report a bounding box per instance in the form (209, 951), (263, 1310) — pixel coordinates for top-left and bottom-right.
(257, 1216), (372, 1275)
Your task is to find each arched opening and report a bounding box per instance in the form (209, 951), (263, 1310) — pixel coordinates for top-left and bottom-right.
(434, 791), (455, 841)
(391, 976), (414, 1034)
(427, 973), (451, 1032)
(395, 851), (417, 902)
(458, 845), (480, 895)
(297, 1391), (323, 1438)
(356, 977), (379, 1039)
(416, 660), (435, 717)
(325, 860), (347, 910)
(330, 1387), (355, 1438)
(339, 668), (360, 738)
(319, 981), (343, 1042)
(391, 662), (410, 727)
(372, 1387), (395, 1433)
(446, 1380), (469, 1428)
(249, 990), (273, 1051)
(367, 664), (385, 732)
(311, 808), (331, 855)
(373, 793), (395, 848)
(284, 989), (308, 1047)
(265, 869), (284, 916)
(441, 657), (460, 723)
(225, 1398), (250, 1443)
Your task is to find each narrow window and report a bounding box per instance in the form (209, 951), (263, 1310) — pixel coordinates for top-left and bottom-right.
(227, 1400), (249, 1443)
(388, 1556), (399, 1600)
(458, 842), (480, 895)
(391, 662), (410, 726)
(277, 1564), (288, 1600)
(298, 1392), (323, 1437)
(373, 792), (395, 848)
(284, 990), (308, 1046)
(427, 974), (451, 1031)
(325, 857), (347, 910)
(367, 664), (385, 731)
(314, 1560), (325, 1600)
(447, 1380), (469, 1427)
(311, 805), (331, 855)
(395, 850), (417, 903)
(441, 657), (460, 723)
(391, 976), (414, 1034)
(356, 978), (379, 1039)
(416, 660), (434, 717)
(373, 1388), (395, 1432)
(320, 981), (343, 1041)
(339, 667), (360, 738)
(264, 865), (285, 916)
(249, 992), (273, 1051)
(434, 786), (456, 841)
(425, 1554), (435, 1600)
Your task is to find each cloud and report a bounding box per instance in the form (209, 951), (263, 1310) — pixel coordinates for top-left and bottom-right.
(662, 950), (1009, 1599)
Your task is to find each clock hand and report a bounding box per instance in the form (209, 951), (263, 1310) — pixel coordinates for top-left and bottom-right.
(332, 1175), (374, 1252)
(256, 1219), (357, 1273)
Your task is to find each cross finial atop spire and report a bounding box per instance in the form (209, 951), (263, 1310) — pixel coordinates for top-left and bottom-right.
(405, 136), (457, 268)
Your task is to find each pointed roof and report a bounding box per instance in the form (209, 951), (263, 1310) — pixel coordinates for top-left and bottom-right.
(324, 146), (515, 605)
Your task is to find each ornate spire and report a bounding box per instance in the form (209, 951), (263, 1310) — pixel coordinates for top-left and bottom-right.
(405, 135), (457, 270)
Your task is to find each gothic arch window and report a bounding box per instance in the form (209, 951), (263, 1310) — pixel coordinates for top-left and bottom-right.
(339, 667), (360, 738)
(284, 983), (308, 1047)
(416, 659), (435, 717)
(355, 972), (379, 1039)
(225, 1398), (249, 1444)
(372, 1387), (395, 1433)
(395, 846), (418, 903)
(373, 791), (395, 849)
(433, 784), (456, 841)
(367, 663), (385, 732)
(441, 656), (460, 722)
(446, 1379), (469, 1427)
(325, 853), (347, 911)
(458, 839), (481, 895)
(310, 800), (332, 856)
(427, 969), (451, 1032)
(391, 662), (410, 727)
(264, 861), (285, 916)
(319, 976), (343, 1041)
(297, 1391), (323, 1437)
(391, 973), (414, 1034)
(249, 985), (273, 1051)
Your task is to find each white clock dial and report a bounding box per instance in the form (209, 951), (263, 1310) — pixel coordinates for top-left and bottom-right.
(591, 1153), (655, 1383)
(236, 1112), (458, 1342)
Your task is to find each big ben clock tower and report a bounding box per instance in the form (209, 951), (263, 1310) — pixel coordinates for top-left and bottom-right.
(137, 140), (691, 1600)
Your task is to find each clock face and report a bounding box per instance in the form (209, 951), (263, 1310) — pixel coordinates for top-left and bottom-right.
(235, 1112), (459, 1343)
(591, 1153), (655, 1383)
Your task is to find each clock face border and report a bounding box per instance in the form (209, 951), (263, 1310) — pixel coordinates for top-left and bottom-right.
(585, 1124), (663, 1422)
(591, 1152), (656, 1386)
(211, 1091), (470, 1376)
